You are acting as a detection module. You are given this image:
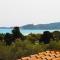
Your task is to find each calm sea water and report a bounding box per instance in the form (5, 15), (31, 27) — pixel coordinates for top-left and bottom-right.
(0, 28), (60, 35)
(20, 29), (60, 35)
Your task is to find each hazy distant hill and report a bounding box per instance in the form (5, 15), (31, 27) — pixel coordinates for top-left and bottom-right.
(20, 22), (60, 30)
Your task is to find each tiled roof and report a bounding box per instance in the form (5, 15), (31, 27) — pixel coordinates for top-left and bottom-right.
(18, 51), (60, 60)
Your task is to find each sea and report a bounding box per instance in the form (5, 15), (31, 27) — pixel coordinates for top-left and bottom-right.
(0, 28), (60, 35)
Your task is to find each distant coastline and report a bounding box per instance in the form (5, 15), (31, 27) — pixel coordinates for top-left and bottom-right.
(20, 22), (60, 30)
(0, 22), (60, 30)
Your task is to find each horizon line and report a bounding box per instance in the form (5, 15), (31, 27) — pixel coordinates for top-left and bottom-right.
(0, 21), (60, 27)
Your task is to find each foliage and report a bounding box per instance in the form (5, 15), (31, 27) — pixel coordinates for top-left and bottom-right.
(12, 27), (24, 40)
(4, 33), (13, 45)
(26, 33), (41, 43)
(40, 31), (53, 44)
(52, 31), (60, 40)
(0, 27), (60, 60)
(47, 40), (60, 50)
(0, 39), (59, 60)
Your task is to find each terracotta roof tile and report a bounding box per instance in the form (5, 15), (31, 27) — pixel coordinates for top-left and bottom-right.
(18, 51), (60, 60)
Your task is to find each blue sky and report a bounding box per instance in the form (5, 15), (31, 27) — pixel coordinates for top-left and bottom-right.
(0, 0), (60, 27)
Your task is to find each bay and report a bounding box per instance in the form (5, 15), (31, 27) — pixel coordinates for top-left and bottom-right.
(0, 28), (60, 35)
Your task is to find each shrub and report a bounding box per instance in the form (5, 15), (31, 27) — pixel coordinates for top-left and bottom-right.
(47, 40), (60, 50)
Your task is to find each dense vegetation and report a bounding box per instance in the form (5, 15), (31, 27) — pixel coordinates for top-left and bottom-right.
(0, 27), (60, 60)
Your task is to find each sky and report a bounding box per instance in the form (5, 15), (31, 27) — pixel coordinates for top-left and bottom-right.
(0, 0), (60, 27)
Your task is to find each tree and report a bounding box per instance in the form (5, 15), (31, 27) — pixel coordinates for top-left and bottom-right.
(4, 33), (13, 45)
(12, 27), (24, 40)
(52, 31), (60, 40)
(0, 33), (4, 42)
(40, 31), (53, 44)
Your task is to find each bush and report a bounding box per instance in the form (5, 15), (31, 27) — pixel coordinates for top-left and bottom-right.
(0, 36), (60, 60)
(14, 40), (48, 58)
(47, 40), (60, 50)
(26, 33), (41, 43)
(0, 41), (17, 60)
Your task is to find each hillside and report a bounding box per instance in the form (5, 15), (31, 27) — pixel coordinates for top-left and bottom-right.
(20, 22), (60, 30)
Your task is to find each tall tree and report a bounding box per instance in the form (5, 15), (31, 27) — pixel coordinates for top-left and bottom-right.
(40, 31), (53, 44)
(12, 27), (24, 40)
